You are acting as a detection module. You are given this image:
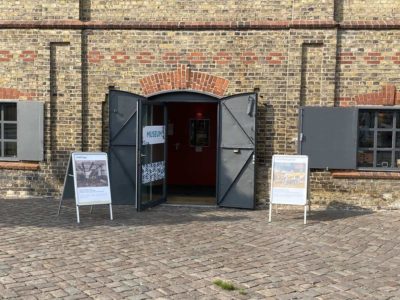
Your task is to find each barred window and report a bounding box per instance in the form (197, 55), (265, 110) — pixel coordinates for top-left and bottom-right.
(358, 110), (400, 169)
(0, 103), (17, 158)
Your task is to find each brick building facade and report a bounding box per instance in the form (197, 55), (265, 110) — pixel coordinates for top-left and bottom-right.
(0, 1), (400, 209)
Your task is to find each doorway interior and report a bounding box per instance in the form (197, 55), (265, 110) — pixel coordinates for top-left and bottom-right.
(166, 102), (218, 205)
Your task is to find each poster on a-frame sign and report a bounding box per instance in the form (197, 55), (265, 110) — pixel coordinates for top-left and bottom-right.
(58, 152), (113, 223)
(269, 155), (309, 224)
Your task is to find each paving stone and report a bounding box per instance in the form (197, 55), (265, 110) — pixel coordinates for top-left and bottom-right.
(1, 199), (400, 299)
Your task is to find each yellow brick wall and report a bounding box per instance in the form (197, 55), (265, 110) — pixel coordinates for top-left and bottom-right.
(0, 1), (398, 22)
(0, 1), (79, 20)
(338, 0), (400, 21)
(90, 0), (293, 22)
(0, 1), (399, 208)
(0, 30), (81, 197)
(337, 31), (400, 104)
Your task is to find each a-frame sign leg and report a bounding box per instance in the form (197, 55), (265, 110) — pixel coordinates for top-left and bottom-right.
(268, 201), (272, 223)
(109, 204), (113, 221)
(76, 205), (81, 224)
(57, 198), (63, 216)
(58, 156), (75, 217)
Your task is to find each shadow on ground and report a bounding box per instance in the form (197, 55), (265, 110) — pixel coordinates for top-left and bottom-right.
(0, 198), (250, 229)
(0, 198), (377, 229)
(295, 200), (374, 222)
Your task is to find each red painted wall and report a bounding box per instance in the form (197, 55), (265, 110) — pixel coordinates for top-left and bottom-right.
(167, 102), (217, 186)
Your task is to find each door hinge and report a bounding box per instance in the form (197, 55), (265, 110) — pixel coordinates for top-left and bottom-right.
(247, 95), (255, 116)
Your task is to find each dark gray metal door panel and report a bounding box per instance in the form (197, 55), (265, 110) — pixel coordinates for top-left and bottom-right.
(220, 94), (256, 148)
(299, 107), (358, 169)
(109, 92), (137, 146)
(109, 90), (145, 205)
(109, 146), (136, 205)
(218, 93), (257, 209)
(219, 149), (254, 208)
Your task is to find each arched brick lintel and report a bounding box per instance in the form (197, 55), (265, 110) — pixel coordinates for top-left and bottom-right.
(354, 84), (398, 106)
(0, 87), (35, 100)
(339, 84), (400, 107)
(140, 65), (229, 97)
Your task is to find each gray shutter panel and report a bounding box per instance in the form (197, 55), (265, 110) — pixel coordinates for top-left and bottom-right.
(299, 107), (357, 169)
(17, 101), (44, 161)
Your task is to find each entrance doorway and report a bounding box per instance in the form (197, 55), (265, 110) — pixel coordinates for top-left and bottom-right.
(166, 102), (218, 205)
(108, 90), (257, 211)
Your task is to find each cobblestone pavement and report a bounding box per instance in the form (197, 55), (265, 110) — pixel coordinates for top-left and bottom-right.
(1, 199), (400, 299)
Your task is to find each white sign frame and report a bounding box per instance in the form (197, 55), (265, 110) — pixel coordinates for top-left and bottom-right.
(58, 152), (113, 223)
(269, 155), (309, 224)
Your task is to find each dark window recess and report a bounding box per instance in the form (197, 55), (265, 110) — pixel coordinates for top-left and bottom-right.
(189, 119), (210, 147)
(0, 103), (17, 158)
(358, 110), (400, 169)
(359, 111), (375, 129)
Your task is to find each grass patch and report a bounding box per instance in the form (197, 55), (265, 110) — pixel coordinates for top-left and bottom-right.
(213, 279), (236, 291)
(213, 279), (248, 295)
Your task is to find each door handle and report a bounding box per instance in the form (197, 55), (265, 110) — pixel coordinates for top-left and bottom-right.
(141, 154), (146, 158)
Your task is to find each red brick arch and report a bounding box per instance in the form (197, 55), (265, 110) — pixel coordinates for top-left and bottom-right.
(339, 84), (400, 107)
(0, 88), (35, 100)
(139, 65), (229, 97)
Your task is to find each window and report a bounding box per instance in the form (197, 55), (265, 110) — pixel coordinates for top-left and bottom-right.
(0, 101), (44, 162)
(358, 110), (400, 169)
(0, 103), (17, 158)
(299, 107), (400, 171)
(189, 119), (210, 147)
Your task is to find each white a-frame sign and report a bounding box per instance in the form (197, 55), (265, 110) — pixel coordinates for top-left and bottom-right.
(58, 152), (113, 223)
(269, 155), (309, 224)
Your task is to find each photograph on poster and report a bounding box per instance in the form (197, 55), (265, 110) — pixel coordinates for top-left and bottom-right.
(75, 159), (109, 188)
(272, 161), (307, 189)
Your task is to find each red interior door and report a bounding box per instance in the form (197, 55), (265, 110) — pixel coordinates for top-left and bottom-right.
(167, 102), (217, 187)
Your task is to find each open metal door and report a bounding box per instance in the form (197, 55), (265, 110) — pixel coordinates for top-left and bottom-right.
(108, 90), (144, 205)
(137, 99), (167, 211)
(217, 93), (257, 209)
